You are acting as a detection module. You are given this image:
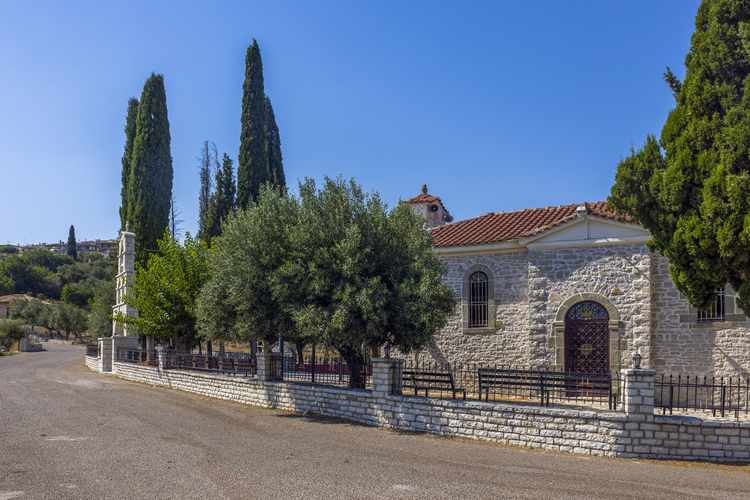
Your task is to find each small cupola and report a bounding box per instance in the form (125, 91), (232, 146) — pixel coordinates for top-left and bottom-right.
(406, 184), (453, 229)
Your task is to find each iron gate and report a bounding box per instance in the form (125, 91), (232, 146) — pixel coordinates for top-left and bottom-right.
(565, 300), (610, 374)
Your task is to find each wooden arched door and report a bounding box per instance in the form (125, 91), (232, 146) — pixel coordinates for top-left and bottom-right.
(564, 301), (610, 373)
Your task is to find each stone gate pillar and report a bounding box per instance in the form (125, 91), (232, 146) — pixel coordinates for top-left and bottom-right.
(621, 369), (655, 420)
(371, 358), (401, 397)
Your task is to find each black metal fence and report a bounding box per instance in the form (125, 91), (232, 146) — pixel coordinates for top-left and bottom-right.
(396, 361), (620, 409)
(116, 348), (158, 365)
(655, 374), (750, 419)
(85, 344), (99, 357)
(165, 350), (257, 377)
(277, 355), (372, 389)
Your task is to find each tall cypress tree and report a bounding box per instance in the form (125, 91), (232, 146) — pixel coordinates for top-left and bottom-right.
(202, 153), (236, 245)
(265, 96), (285, 189)
(67, 225), (77, 259)
(127, 73), (173, 267)
(120, 97), (139, 231)
(609, 0), (750, 314)
(197, 140), (215, 236)
(238, 40), (285, 209)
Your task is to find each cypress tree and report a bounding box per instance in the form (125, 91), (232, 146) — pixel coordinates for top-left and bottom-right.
(238, 40), (285, 209)
(127, 73), (173, 267)
(67, 225), (77, 259)
(609, 0), (750, 314)
(197, 140), (215, 236)
(265, 96), (285, 189)
(202, 153), (236, 245)
(120, 97), (138, 231)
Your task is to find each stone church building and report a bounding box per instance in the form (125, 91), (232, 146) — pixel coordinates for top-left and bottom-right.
(407, 186), (750, 377)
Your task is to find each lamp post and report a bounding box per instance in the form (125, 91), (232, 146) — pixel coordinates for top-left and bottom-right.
(384, 344), (391, 359)
(632, 351), (642, 370)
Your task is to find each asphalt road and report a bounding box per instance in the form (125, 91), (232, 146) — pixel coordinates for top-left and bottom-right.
(1, 344), (750, 499)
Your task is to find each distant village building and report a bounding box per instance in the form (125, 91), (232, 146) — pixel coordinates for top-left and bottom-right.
(14, 239), (118, 258)
(407, 187), (750, 378)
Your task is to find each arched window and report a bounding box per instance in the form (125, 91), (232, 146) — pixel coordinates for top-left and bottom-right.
(469, 272), (488, 327)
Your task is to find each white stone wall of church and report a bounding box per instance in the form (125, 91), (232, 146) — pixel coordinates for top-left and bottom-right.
(650, 252), (750, 377)
(426, 243), (652, 369)
(422, 252), (531, 365)
(528, 243), (652, 369)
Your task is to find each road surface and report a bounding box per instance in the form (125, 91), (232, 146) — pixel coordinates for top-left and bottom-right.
(1, 344), (749, 499)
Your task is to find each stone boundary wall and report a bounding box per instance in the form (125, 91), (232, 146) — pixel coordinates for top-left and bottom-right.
(84, 354), (99, 372)
(95, 359), (750, 462)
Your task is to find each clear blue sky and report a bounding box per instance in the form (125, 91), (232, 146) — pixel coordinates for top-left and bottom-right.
(1, 0), (702, 246)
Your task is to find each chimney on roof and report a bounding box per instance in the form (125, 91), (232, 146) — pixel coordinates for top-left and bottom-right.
(576, 205), (588, 217)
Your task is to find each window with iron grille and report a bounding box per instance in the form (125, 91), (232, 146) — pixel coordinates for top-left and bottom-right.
(697, 288), (725, 323)
(469, 272), (488, 327)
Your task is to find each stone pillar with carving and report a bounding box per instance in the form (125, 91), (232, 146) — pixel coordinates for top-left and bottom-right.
(112, 228), (138, 337)
(103, 227), (140, 372)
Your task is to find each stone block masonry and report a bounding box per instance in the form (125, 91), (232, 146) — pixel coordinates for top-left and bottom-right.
(92, 357), (750, 463)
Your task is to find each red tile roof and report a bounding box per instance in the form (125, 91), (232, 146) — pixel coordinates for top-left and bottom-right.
(432, 202), (626, 248)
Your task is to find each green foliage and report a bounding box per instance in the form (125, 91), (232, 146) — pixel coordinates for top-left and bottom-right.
(67, 225), (77, 259)
(609, 0), (750, 314)
(201, 153), (236, 245)
(88, 280), (115, 341)
(0, 320), (25, 352)
(115, 231), (209, 350)
(121, 97), (139, 231)
(76, 252), (103, 263)
(127, 73), (173, 268)
(0, 321), (25, 341)
(61, 276), (105, 309)
(0, 254), (56, 297)
(197, 178), (455, 381)
(0, 245), (18, 254)
(16, 251), (74, 273)
(265, 96), (285, 189)
(20, 299), (45, 329)
(58, 261), (109, 284)
(8, 299), (26, 319)
(0, 273), (13, 296)
(197, 141), (216, 241)
(53, 302), (88, 341)
(237, 40), (285, 209)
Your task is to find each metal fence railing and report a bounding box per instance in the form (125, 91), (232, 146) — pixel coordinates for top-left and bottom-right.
(655, 374), (750, 419)
(116, 349), (158, 366)
(278, 355), (373, 390)
(395, 361), (620, 409)
(85, 344), (99, 357)
(165, 350), (257, 377)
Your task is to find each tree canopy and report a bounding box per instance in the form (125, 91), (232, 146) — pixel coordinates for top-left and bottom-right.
(197, 178), (455, 384)
(88, 280), (115, 341)
(67, 225), (77, 259)
(609, 0), (750, 314)
(127, 73), (173, 268)
(200, 153), (236, 245)
(0, 251), (74, 299)
(237, 40), (285, 209)
(120, 97), (139, 231)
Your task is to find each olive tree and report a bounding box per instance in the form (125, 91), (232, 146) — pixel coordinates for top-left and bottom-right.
(197, 178), (455, 387)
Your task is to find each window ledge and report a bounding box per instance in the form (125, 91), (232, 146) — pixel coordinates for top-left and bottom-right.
(463, 323), (503, 335)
